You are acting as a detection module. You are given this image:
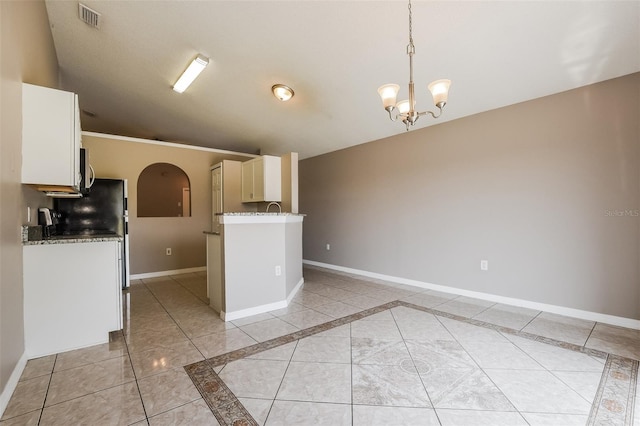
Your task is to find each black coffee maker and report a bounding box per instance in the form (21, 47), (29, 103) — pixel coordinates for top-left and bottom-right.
(38, 208), (61, 238)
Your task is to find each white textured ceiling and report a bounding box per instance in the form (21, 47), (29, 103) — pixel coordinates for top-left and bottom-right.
(45, 1), (639, 159)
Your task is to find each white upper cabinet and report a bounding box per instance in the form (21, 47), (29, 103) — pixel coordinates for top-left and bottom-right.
(241, 155), (281, 202)
(22, 83), (81, 187)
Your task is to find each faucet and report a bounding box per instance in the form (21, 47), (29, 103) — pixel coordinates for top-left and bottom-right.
(266, 202), (282, 214)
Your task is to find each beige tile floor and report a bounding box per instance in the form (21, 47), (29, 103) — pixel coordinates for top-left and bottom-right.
(1, 267), (638, 425)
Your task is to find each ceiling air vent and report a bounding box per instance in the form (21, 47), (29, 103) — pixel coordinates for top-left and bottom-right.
(78, 3), (101, 29)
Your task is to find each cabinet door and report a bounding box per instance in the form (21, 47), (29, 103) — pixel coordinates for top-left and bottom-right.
(22, 84), (80, 187)
(222, 160), (244, 212)
(253, 157), (265, 201)
(241, 160), (255, 202)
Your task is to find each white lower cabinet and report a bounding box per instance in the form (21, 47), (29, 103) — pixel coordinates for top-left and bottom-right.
(23, 241), (122, 358)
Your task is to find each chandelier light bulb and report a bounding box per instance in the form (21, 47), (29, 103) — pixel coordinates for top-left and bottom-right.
(396, 100), (411, 114)
(428, 79), (451, 107)
(377, 84), (400, 109)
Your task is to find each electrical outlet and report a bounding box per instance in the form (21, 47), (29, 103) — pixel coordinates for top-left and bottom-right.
(275, 265), (282, 276)
(166, 248), (172, 256)
(480, 260), (488, 271)
(326, 243), (331, 251)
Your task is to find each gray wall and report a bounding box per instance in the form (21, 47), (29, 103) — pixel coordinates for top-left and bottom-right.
(1, 0), (59, 403)
(300, 73), (640, 320)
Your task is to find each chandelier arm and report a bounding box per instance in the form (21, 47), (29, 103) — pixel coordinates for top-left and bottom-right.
(417, 105), (444, 119)
(385, 108), (401, 122)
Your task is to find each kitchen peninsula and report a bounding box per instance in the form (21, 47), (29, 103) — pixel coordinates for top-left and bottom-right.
(205, 212), (304, 321)
(206, 153), (303, 321)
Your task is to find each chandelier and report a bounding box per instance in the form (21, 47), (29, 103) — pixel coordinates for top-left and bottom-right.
(377, 0), (451, 131)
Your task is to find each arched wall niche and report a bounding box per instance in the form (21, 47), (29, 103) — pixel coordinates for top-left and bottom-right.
(137, 162), (191, 217)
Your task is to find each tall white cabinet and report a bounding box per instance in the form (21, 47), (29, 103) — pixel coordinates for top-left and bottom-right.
(211, 165), (223, 233)
(210, 160), (248, 232)
(22, 83), (81, 187)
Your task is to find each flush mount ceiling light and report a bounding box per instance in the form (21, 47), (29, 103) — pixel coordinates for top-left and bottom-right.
(272, 84), (294, 101)
(173, 54), (209, 93)
(377, 0), (451, 131)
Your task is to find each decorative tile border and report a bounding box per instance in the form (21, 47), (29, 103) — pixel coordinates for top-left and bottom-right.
(195, 302), (399, 369)
(587, 354), (638, 425)
(185, 361), (258, 426)
(185, 302), (398, 425)
(185, 300), (636, 426)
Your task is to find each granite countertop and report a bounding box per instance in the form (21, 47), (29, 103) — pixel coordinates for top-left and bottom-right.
(204, 213), (305, 231)
(23, 234), (123, 246)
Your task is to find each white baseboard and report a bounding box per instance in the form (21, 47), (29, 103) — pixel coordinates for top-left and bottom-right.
(303, 260), (640, 330)
(131, 266), (206, 280)
(287, 278), (305, 304)
(0, 351), (28, 419)
(221, 278), (304, 322)
(222, 300), (288, 322)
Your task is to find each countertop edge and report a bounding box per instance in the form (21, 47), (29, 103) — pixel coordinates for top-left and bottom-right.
(23, 236), (123, 246)
(221, 215), (304, 224)
(215, 212), (306, 216)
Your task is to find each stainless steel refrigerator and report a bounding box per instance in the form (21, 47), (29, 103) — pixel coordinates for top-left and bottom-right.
(55, 178), (130, 288)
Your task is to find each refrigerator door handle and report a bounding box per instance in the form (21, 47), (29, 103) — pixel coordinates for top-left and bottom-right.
(88, 164), (96, 188)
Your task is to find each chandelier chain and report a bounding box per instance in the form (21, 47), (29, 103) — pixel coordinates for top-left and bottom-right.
(408, 0), (413, 46)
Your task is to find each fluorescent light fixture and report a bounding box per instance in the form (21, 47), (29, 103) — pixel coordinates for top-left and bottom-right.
(173, 54), (209, 93)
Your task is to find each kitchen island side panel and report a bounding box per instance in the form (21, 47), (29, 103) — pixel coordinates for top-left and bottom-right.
(222, 223), (287, 313)
(206, 232), (224, 313)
